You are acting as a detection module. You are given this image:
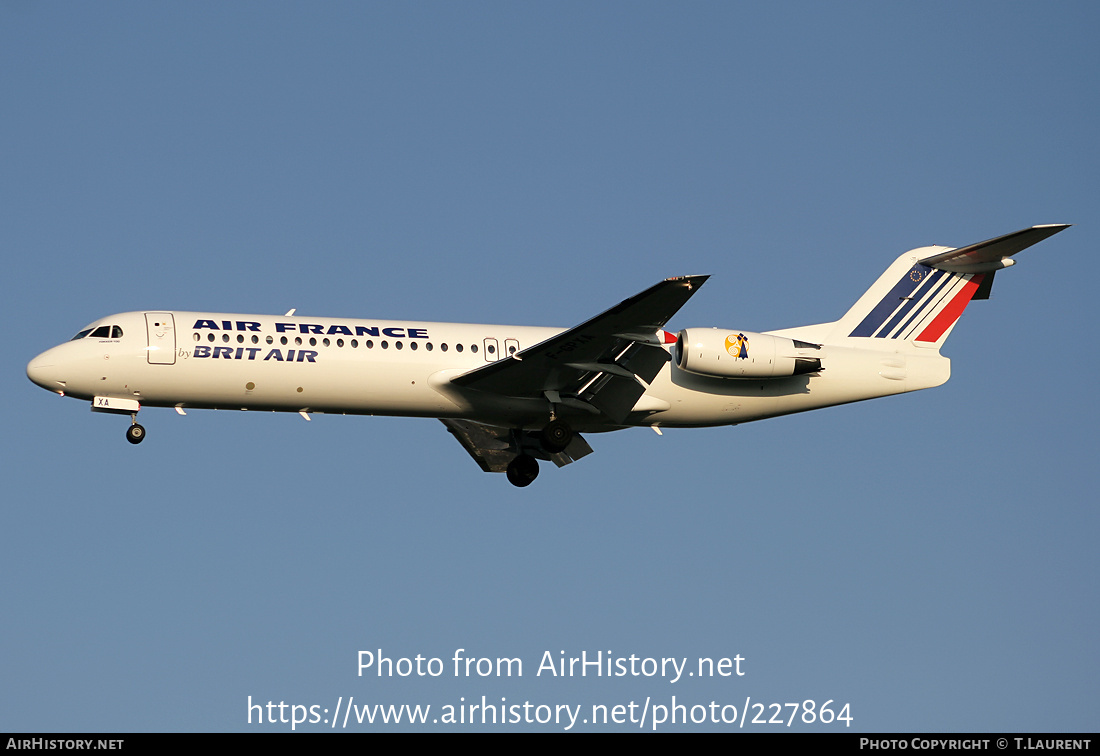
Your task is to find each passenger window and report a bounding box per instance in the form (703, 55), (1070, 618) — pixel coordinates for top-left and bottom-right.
(395, 341), (403, 350)
(237, 334), (244, 343)
(366, 340), (374, 349)
(351, 339), (358, 348)
(309, 337), (317, 347)
(456, 344), (463, 353)
(426, 342), (433, 351)
(336, 338), (344, 347)
(441, 343), (448, 352)
(252, 335), (259, 344)
(410, 341), (417, 351)
(471, 344), (478, 353)
(222, 334), (230, 343)
(266, 335), (273, 344)
(193, 333), (200, 342)
(280, 336), (288, 345)
(208, 333), (216, 342)
(381, 341), (389, 349)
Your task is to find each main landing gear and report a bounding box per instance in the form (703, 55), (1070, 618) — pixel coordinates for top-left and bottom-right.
(505, 419), (575, 487)
(125, 413), (146, 445)
(506, 454), (539, 487)
(540, 419), (573, 453)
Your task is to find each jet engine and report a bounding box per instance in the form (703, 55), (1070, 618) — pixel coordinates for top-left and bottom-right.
(675, 329), (822, 379)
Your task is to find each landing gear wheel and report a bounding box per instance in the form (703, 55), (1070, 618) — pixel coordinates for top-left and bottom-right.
(506, 454), (539, 487)
(540, 419), (573, 453)
(126, 423), (146, 445)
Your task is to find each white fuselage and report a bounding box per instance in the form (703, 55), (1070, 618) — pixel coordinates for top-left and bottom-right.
(25, 227), (1066, 486)
(27, 309), (950, 432)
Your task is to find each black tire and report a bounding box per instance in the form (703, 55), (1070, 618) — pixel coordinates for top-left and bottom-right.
(506, 454), (539, 487)
(126, 424), (146, 445)
(540, 419), (573, 453)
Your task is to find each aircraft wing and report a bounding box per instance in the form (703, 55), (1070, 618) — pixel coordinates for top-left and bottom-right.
(450, 275), (708, 422)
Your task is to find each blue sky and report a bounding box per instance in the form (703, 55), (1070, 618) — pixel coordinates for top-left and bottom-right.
(3, 2), (1096, 732)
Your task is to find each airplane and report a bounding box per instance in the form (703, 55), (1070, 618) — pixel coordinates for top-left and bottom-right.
(27, 225), (1068, 487)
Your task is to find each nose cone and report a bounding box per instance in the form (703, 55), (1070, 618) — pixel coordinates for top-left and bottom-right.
(27, 347), (66, 393)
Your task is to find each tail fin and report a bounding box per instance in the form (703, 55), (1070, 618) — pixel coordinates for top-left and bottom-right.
(826, 225), (1069, 348)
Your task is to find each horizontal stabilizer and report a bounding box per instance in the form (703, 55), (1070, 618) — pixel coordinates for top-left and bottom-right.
(920, 225), (1069, 272)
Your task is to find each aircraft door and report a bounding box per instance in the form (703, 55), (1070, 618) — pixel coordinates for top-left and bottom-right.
(145, 313), (176, 365)
(483, 337), (500, 362)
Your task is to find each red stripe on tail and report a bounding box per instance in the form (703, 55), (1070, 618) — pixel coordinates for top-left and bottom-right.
(915, 274), (985, 343)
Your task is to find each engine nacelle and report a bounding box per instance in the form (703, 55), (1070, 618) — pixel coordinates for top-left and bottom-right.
(676, 328), (823, 379)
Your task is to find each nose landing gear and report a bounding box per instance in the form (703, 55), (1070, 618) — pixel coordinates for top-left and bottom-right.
(125, 413), (146, 445)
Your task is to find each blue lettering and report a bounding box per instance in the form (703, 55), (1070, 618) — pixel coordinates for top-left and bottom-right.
(194, 345), (211, 358)
(213, 347), (234, 359)
(245, 348), (261, 360)
(297, 350), (318, 363)
(263, 349), (284, 361)
(190, 319), (427, 341)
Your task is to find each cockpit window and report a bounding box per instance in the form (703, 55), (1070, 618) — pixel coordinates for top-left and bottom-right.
(74, 325), (123, 340)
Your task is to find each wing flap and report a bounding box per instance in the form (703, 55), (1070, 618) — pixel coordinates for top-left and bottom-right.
(573, 342), (671, 422)
(442, 419), (515, 472)
(582, 373), (646, 423)
(441, 419), (593, 472)
(619, 341), (672, 384)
